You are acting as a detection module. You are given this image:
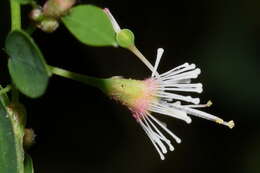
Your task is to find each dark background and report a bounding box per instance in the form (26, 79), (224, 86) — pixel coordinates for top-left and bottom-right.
(1, 0), (260, 173)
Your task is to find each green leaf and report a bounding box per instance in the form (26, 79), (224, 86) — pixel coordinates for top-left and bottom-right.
(5, 30), (50, 98)
(24, 154), (34, 173)
(62, 5), (117, 47)
(15, 0), (33, 5)
(0, 100), (23, 173)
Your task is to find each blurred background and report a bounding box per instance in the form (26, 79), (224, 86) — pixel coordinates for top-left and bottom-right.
(1, 0), (260, 172)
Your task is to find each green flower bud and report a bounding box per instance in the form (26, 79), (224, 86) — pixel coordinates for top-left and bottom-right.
(116, 29), (135, 48)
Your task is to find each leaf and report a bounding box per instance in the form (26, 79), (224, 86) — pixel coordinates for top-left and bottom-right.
(24, 154), (34, 173)
(5, 30), (50, 98)
(0, 100), (23, 173)
(62, 5), (117, 46)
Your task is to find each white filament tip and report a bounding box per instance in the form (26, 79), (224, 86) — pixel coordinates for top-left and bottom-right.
(197, 88), (203, 93)
(190, 63), (196, 69)
(152, 48), (165, 77)
(160, 155), (165, 160)
(157, 48), (164, 57)
(162, 149), (167, 154)
(169, 146), (174, 151)
(186, 117), (192, 124)
(193, 98), (200, 104)
(195, 68), (201, 75)
(176, 138), (181, 144)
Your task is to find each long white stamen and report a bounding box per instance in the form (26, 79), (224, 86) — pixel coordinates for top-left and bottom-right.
(152, 48), (164, 77)
(160, 68), (201, 81)
(154, 92), (200, 104)
(160, 64), (196, 79)
(128, 46), (160, 77)
(139, 119), (165, 160)
(158, 83), (202, 88)
(150, 102), (192, 123)
(172, 104), (234, 129)
(103, 8), (121, 32)
(158, 63), (190, 78)
(183, 100), (212, 108)
(142, 117), (167, 154)
(148, 113), (182, 143)
(145, 116), (174, 151)
(157, 87), (203, 93)
(143, 116), (168, 143)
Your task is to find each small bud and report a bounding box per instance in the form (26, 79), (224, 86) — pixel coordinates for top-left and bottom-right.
(37, 18), (59, 33)
(29, 8), (44, 22)
(43, 0), (76, 18)
(116, 29), (135, 48)
(7, 102), (27, 128)
(23, 128), (36, 149)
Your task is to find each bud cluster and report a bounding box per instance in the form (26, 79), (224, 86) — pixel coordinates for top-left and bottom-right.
(29, 0), (76, 33)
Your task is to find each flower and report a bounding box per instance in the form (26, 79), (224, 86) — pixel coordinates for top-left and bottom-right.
(103, 48), (234, 160)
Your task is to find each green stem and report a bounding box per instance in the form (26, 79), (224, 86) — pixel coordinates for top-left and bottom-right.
(10, 0), (21, 31)
(10, 0), (22, 103)
(48, 65), (106, 88)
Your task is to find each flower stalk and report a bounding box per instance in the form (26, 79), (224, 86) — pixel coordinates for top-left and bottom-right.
(48, 65), (106, 89)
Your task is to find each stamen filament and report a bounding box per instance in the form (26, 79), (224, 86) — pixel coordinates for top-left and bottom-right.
(128, 45), (159, 76)
(152, 48), (164, 77)
(148, 113), (182, 143)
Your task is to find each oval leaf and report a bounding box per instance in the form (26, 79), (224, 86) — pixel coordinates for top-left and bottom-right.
(5, 30), (49, 98)
(0, 100), (22, 173)
(24, 154), (34, 173)
(62, 5), (117, 46)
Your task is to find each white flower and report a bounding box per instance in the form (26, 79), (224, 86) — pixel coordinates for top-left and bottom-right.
(131, 48), (234, 160)
(101, 9), (234, 159)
